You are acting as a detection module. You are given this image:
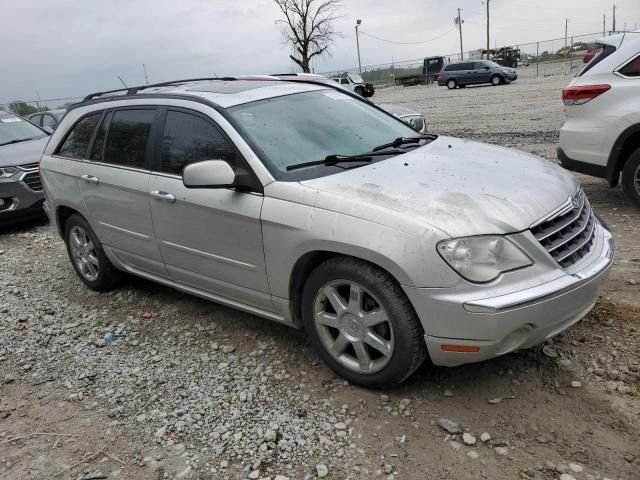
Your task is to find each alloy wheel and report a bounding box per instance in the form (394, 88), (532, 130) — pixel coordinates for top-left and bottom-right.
(313, 280), (395, 374)
(69, 225), (100, 282)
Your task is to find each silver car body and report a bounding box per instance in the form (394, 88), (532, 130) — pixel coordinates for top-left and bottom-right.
(40, 79), (613, 367)
(0, 111), (48, 225)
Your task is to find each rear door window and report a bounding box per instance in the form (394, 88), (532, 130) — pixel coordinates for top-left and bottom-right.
(159, 110), (237, 175)
(56, 113), (101, 159)
(103, 109), (156, 169)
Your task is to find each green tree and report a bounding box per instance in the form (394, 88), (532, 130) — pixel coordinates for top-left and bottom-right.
(8, 101), (39, 116)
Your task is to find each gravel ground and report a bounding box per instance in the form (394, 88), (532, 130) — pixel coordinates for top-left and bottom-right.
(1, 72), (639, 480)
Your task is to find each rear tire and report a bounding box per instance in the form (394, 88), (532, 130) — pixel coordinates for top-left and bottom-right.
(446, 79), (457, 90)
(621, 148), (640, 207)
(301, 257), (427, 389)
(64, 214), (121, 291)
(491, 74), (502, 86)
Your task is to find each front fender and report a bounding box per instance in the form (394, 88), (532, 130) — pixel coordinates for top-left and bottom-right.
(261, 196), (459, 299)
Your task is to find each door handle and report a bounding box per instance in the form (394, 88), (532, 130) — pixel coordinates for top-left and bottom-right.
(150, 190), (176, 203)
(80, 174), (99, 184)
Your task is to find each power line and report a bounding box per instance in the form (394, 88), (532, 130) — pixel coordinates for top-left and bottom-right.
(358, 27), (456, 45)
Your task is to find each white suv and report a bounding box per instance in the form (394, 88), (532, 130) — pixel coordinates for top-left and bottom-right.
(559, 32), (640, 206)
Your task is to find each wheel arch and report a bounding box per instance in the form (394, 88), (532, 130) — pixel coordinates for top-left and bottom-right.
(608, 124), (640, 187)
(287, 250), (412, 329)
(55, 204), (82, 238)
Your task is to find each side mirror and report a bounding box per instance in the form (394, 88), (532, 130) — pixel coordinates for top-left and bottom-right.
(42, 126), (54, 134)
(183, 160), (236, 188)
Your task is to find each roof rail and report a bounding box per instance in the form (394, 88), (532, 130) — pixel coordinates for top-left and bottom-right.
(82, 76), (238, 102)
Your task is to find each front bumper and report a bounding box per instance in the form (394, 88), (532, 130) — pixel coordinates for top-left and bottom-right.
(0, 174), (45, 226)
(404, 221), (614, 367)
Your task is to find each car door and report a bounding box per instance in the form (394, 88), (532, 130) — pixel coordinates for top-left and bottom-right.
(148, 107), (271, 311)
(457, 62), (474, 84)
(78, 107), (166, 276)
(473, 62), (492, 83)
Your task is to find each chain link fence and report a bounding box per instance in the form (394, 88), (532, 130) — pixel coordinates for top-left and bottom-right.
(321, 30), (622, 87)
(0, 30), (628, 114)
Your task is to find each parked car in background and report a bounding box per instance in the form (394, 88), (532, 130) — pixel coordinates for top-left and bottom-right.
(331, 72), (375, 97)
(0, 110), (48, 226)
(27, 109), (66, 132)
(41, 77), (613, 388)
(377, 103), (427, 134)
(438, 60), (517, 89)
(558, 32), (640, 206)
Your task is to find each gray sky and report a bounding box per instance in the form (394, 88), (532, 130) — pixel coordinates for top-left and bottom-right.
(1, 0), (638, 105)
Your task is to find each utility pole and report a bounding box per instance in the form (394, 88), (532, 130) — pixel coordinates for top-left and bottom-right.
(603, 14), (606, 36)
(612, 4), (616, 33)
(355, 19), (362, 74)
(564, 18), (568, 48)
(142, 64), (149, 85)
(486, 0), (490, 59)
(456, 8), (464, 61)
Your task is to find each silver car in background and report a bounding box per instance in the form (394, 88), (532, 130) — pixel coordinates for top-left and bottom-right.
(27, 108), (67, 132)
(0, 110), (48, 226)
(40, 77), (613, 388)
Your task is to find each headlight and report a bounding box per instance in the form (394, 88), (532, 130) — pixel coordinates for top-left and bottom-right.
(0, 166), (19, 178)
(502, 69), (511, 74)
(437, 236), (533, 283)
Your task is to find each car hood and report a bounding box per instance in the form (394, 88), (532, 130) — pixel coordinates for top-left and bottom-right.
(0, 136), (49, 167)
(301, 136), (578, 237)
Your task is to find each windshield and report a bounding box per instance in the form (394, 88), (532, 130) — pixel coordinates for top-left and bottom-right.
(228, 89), (419, 180)
(348, 73), (365, 83)
(0, 113), (46, 145)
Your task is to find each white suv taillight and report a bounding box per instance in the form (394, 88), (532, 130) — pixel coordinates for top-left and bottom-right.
(562, 84), (610, 106)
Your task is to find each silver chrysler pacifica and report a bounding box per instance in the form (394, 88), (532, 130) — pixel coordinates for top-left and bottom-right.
(40, 77), (614, 388)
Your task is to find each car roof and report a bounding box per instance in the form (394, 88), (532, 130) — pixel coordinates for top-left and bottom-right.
(75, 77), (332, 110)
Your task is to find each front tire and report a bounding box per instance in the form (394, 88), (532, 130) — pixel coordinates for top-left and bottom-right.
(491, 74), (502, 86)
(301, 257), (427, 389)
(446, 79), (457, 90)
(354, 86), (365, 96)
(621, 148), (640, 207)
(64, 214), (121, 290)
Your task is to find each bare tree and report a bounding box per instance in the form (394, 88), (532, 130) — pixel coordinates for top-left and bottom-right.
(274, 0), (341, 73)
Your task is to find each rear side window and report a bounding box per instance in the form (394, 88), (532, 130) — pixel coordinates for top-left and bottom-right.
(618, 55), (640, 77)
(578, 44), (616, 77)
(160, 110), (236, 175)
(103, 109), (155, 169)
(57, 113), (100, 159)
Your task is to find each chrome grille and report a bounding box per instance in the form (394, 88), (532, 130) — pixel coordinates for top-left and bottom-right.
(18, 162), (39, 171)
(531, 189), (597, 268)
(21, 171), (43, 192)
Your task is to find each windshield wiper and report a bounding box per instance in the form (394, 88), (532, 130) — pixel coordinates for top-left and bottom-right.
(372, 134), (438, 152)
(0, 138), (34, 146)
(286, 151), (402, 172)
